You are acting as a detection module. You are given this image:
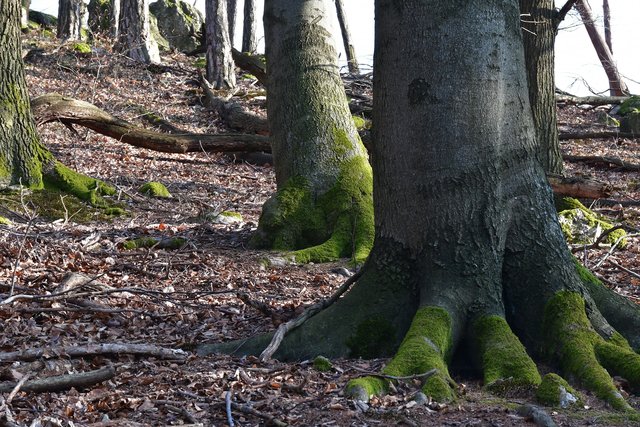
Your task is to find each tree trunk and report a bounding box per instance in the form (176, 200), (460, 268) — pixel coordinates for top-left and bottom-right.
(57, 0), (84, 40)
(241, 0), (257, 53)
(519, 0), (562, 174)
(88, 0), (118, 37)
(20, 0), (29, 27)
(205, 0), (236, 89)
(603, 0), (612, 52)
(1, 0), (114, 207)
(111, 0), (120, 38)
(251, 0), (374, 264)
(576, 0), (628, 96)
(200, 0), (640, 411)
(334, 0), (359, 74)
(115, 0), (160, 63)
(227, 0), (237, 47)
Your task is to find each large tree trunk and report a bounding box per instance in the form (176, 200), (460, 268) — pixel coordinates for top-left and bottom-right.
(205, 0), (236, 89)
(519, 0), (562, 174)
(57, 0), (84, 40)
(200, 0), (640, 411)
(241, 0), (257, 53)
(115, 0), (160, 63)
(334, 0), (359, 74)
(1, 0), (114, 206)
(250, 0), (374, 264)
(575, 0), (629, 96)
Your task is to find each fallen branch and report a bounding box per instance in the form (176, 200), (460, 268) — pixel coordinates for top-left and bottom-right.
(260, 269), (363, 362)
(0, 343), (187, 362)
(563, 154), (640, 171)
(231, 48), (267, 86)
(31, 94), (270, 153)
(556, 94), (628, 106)
(559, 130), (638, 140)
(0, 366), (115, 393)
(547, 174), (612, 199)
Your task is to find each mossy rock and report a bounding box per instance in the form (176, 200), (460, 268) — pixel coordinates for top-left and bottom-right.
(536, 373), (581, 408)
(619, 96), (640, 116)
(313, 356), (333, 372)
(73, 42), (92, 55)
(139, 181), (172, 198)
(557, 197), (626, 247)
(122, 236), (186, 250)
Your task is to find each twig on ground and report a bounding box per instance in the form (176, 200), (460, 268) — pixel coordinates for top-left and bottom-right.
(225, 388), (235, 427)
(606, 259), (640, 281)
(259, 268), (363, 361)
(0, 366), (115, 393)
(0, 343), (187, 363)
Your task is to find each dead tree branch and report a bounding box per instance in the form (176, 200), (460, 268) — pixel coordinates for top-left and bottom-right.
(0, 344), (187, 363)
(0, 366), (115, 393)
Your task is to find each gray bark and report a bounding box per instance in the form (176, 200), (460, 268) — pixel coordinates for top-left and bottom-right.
(115, 0), (160, 63)
(205, 0), (236, 88)
(20, 0), (29, 26)
(0, 0), (44, 188)
(602, 0), (612, 52)
(519, 0), (562, 174)
(57, 0), (84, 40)
(334, 0), (359, 74)
(111, 0), (120, 38)
(227, 0), (237, 47)
(241, 0), (257, 53)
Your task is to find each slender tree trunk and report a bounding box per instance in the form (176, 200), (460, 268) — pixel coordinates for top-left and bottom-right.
(241, 0), (257, 53)
(251, 0), (373, 263)
(57, 0), (84, 40)
(334, 0), (359, 74)
(200, 0), (640, 411)
(602, 0), (612, 52)
(576, 0), (628, 96)
(115, 0), (160, 63)
(227, 0), (237, 47)
(519, 0), (562, 174)
(111, 0), (120, 38)
(20, 0), (29, 26)
(88, 0), (119, 37)
(205, 0), (236, 89)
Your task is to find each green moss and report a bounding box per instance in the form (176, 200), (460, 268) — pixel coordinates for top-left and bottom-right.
(543, 291), (632, 411)
(346, 317), (396, 359)
(595, 342), (640, 393)
(139, 181), (171, 198)
(474, 315), (541, 393)
(381, 306), (456, 402)
(352, 115), (371, 131)
(557, 197), (626, 247)
(72, 42), (91, 55)
(194, 57), (206, 69)
(42, 29), (54, 38)
(122, 237), (186, 250)
(619, 96), (640, 116)
(345, 376), (388, 401)
(536, 373), (582, 407)
(44, 161), (115, 206)
(0, 216), (11, 225)
(313, 356), (332, 372)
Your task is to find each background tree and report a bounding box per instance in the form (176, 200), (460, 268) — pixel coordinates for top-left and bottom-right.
(249, 0), (373, 264)
(602, 0), (612, 52)
(20, 0), (29, 26)
(576, 0), (628, 96)
(115, 0), (160, 63)
(241, 0), (257, 53)
(57, 0), (85, 40)
(334, 0), (359, 74)
(88, 0), (119, 37)
(227, 0), (237, 47)
(1, 0), (115, 203)
(205, 0), (235, 88)
(201, 0), (640, 411)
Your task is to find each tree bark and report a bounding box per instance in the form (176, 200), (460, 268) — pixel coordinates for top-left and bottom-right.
(334, 0), (359, 74)
(88, 0), (119, 37)
(205, 0), (236, 89)
(519, 0), (562, 174)
(251, 0), (374, 264)
(200, 0), (640, 411)
(227, 0), (237, 47)
(20, 0), (29, 26)
(115, 0), (160, 63)
(111, 0), (120, 38)
(31, 94), (270, 153)
(575, 0), (628, 96)
(241, 0), (257, 53)
(57, 0), (84, 40)
(602, 0), (612, 52)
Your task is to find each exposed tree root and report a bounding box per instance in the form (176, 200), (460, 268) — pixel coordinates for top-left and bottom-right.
(31, 94), (270, 154)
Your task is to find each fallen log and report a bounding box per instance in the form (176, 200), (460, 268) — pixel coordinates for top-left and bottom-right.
(563, 154), (640, 171)
(31, 94), (270, 153)
(0, 366), (115, 393)
(559, 130), (637, 140)
(556, 94), (628, 106)
(231, 48), (267, 86)
(547, 174), (612, 199)
(0, 343), (188, 362)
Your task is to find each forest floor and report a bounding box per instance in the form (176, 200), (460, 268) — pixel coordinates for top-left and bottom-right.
(1, 32), (640, 427)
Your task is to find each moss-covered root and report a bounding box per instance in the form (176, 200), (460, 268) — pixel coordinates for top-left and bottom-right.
(43, 161), (115, 206)
(474, 316), (541, 394)
(536, 373), (582, 408)
(345, 306), (456, 403)
(251, 157), (374, 265)
(543, 291), (638, 411)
